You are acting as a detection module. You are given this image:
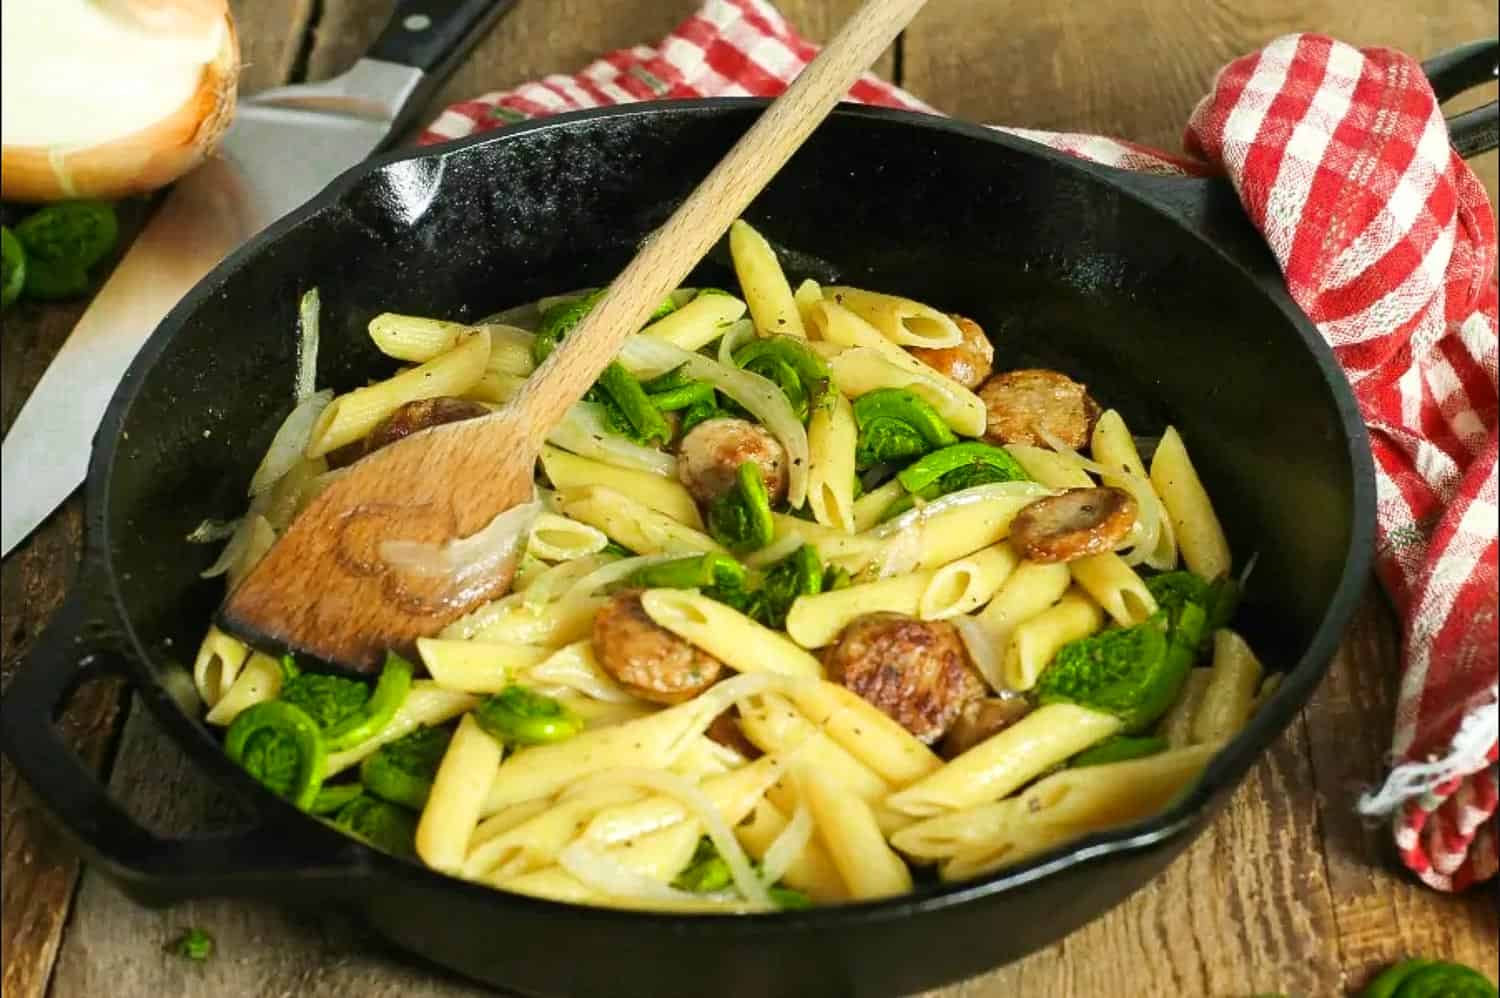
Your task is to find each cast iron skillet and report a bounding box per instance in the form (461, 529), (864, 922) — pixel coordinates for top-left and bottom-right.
(3, 40), (1495, 998)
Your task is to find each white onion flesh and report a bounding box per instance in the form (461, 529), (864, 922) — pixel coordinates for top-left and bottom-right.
(380, 500), (542, 594)
(247, 389), (333, 497)
(956, 615), (1009, 694)
(549, 402), (678, 477)
(295, 289), (321, 402)
(759, 804), (813, 886)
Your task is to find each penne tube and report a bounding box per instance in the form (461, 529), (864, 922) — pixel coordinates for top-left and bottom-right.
(203, 651), (281, 726)
(1002, 590), (1105, 692)
(975, 558), (1071, 657)
(540, 446), (703, 529)
(786, 570), (935, 647)
(1160, 668), (1213, 748)
(417, 714), (505, 875)
(1005, 444), (1095, 489)
(416, 637), (549, 694)
(527, 512), (609, 562)
(919, 543), (1020, 620)
(845, 490), (1045, 579)
(325, 682), (478, 775)
(1068, 552), (1158, 627)
(305, 328), (490, 457)
(497, 820), (704, 905)
(465, 783), (643, 879)
(926, 742), (1220, 881)
(584, 755), (783, 846)
(730, 220), (805, 338)
(367, 313), (471, 362)
(759, 513), (877, 568)
(192, 625), (249, 709)
(737, 799), (847, 901)
(638, 292), (748, 351)
(806, 391), (858, 533)
(792, 278), (824, 332)
(886, 704), (1121, 818)
(467, 797), (553, 852)
(739, 694), (890, 805)
(1192, 629), (1264, 744)
(1150, 427), (1231, 579)
(821, 286), (962, 349)
(796, 765), (912, 900)
(558, 485), (723, 557)
(462, 370), (526, 404)
(785, 681), (942, 787)
(641, 589), (824, 678)
(517, 640), (637, 704)
(851, 478), (907, 531)
(452, 592), (602, 647)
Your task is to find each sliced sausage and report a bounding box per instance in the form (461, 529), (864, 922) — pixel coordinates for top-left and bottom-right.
(677, 417), (788, 506)
(705, 708), (761, 761)
(326, 396), (489, 468)
(978, 368), (1101, 448)
(909, 314), (994, 389)
(1009, 486), (1137, 563)
(823, 613), (986, 744)
(593, 589), (723, 704)
(940, 697), (1033, 759)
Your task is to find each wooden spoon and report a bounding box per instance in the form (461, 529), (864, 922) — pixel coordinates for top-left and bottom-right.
(220, 0), (931, 672)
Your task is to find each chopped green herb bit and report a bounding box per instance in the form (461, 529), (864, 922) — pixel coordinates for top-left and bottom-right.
(166, 928), (214, 961)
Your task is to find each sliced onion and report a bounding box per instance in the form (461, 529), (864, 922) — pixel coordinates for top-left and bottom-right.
(1, 0), (238, 201)
(956, 615), (1010, 695)
(559, 766), (773, 910)
(381, 499), (542, 593)
(759, 803), (813, 886)
(247, 388), (332, 496)
(519, 554), (614, 611)
(717, 318), (758, 368)
(200, 513), (255, 578)
(549, 402), (677, 478)
(867, 481), (1054, 541)
(624, 335), (810, 507)
(295, 288), (321, 401)
(556, 842), (757, 912)
(185, 516), (241, 544)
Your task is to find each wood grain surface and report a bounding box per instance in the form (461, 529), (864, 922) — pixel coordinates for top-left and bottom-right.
(3, 1), (1496, 997)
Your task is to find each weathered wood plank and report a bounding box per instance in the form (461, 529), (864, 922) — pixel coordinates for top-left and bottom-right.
(0, 5), (314, 997)
(1304, 589), (1500, 992)
(900, 0), (1496, 206)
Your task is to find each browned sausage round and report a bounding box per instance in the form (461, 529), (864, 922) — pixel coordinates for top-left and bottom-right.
(593, 589), (723, 704)
(1009, 486), (1137, 562)
(326, 396), (489, 468)
(909, 314), (994, 389)
(977, 368), (1101, 448)
(940, 697), (1032, 759)
(705, 708), (761, 760)
(823, 612), (986, 744)
(676, 417), (788, 506)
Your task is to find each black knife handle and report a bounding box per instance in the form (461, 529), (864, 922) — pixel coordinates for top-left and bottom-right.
(368, 0), (514, 76)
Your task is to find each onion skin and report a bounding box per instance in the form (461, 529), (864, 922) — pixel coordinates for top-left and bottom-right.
(0, 11), (239, 202)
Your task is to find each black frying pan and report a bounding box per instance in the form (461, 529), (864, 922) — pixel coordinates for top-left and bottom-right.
(2, 40), (1495, 998)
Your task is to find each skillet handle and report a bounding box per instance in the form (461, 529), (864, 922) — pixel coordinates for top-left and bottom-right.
(1422, 38), (1498, 159)
(0, 584), (366, 906)
(367, 0), (517, 77)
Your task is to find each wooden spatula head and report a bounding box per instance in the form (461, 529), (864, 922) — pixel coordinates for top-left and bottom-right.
(219, 409), (540, 672)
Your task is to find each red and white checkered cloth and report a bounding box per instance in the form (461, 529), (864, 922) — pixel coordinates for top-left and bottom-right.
(420, 1), (1499, 891)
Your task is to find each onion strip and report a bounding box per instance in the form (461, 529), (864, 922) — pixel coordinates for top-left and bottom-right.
(380, 500), (542, 602)
(548, 402), (677, 478)
(623, 335), (810, 507)
(759, 803), (813, 886)
(295, 288), (321, 402)
(247, 388), (333, 496)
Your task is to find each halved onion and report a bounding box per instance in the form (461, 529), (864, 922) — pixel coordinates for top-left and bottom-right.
(1, 0), (239, 201)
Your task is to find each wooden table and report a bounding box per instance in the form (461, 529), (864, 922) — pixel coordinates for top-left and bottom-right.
(2, 2), (1496, 996)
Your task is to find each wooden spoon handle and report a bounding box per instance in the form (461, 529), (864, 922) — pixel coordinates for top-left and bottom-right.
(505, 0), (929, 438)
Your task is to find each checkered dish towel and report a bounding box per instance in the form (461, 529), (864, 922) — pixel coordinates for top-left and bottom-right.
(421, 0), (1500, 891)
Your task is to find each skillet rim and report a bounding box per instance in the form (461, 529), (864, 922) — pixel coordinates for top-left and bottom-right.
(91, 97), (1378, 932)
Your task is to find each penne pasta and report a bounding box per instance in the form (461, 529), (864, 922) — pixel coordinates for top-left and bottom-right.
(417, 714), (505, 875)
(558, 485), (722, 557)
(1091, 410), (1177, 569)
(192, 625), (249, 709)
(1150, 427), (1231, 579)
(918, 543), (1020, 620)
(584, 755), (783, 846)
(498, 820), (704, 906)
(806, 391), (858, 533)
(792, 278), (824, 331)
(974, 558), (1071, 663)
(737, 799), (848, 901)
(305, 328), (490, 457)
(821, 286), (962, 349)
(739, 694), (890, 805)
(786, 570), (935, 648)
(796, 765), (912, 900)
(885, 704), (1121, 818)
(819, 315), (985, 436)
(851, 478), (907, 531)
(519, 640), (637, 704)
(1002, 590), (1105, 692)
(641, 589), (823, 678)
(466, 783), (643, 879)
(527, 512), (609, 562)
(785, 681), (942, 787)
(638, 291), (748, 351)
(1068, 552), (1158, 627)
(540, 445), (703, 529)
(416, 637), (549, 694)
(1004, 443), (1095, 489)
(1159, 668), (1212, 748)
(203, 651), (281, 726)
(729, 220), (805, 339)
(1192, 629), (1263, 744)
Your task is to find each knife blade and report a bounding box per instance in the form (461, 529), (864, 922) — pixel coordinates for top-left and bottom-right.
(1, 1), (514, 557)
